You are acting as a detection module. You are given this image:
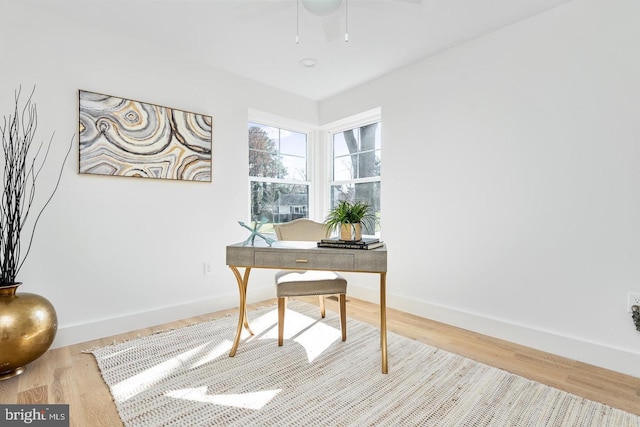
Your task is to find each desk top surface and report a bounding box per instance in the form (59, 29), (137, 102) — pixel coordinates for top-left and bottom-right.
(226, 240), (387, 272)
(227, 240), (385, 249)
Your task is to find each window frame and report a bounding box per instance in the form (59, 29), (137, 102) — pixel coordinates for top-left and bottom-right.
(321, 108), (382, 237)
(247, 110), (318, 226)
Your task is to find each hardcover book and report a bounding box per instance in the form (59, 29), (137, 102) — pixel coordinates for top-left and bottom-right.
(320, 237), (380, 245)
(317, 239), (384, 250)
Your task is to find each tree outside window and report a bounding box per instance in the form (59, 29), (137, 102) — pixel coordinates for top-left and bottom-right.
(331, 122), (381, 235)
(248, 122), (309, 230)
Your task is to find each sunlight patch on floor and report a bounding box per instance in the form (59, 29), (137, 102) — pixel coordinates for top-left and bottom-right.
(241, 308), (279, 340)
(189, 340), (233, 369)
(292, 320), (341, 362)
(113, 341), (231, 401)
(165, 387), (282, 410)
(246, 307), (340, 363)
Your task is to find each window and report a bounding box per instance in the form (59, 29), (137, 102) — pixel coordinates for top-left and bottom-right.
(248, 122), (309, 230)
(248, 109), (381, 236)
(330, 122), (381, 235)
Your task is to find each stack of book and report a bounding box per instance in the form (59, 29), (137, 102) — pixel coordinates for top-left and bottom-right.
(317, 237), (385, 250)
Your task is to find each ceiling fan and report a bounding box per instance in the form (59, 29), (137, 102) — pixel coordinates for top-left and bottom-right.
(234, 0), (423, 44)
(300, 0), (343, 16)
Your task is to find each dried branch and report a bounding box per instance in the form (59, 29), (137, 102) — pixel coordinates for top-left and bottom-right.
(0, 86), (72, 284)
(17, 134), (73, 276)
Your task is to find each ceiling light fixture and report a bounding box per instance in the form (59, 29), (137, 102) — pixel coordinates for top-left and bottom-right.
(301, 0), (342, 16)
(296, 0), (348, 44)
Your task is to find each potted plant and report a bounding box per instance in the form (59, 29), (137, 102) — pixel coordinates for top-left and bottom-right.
(0, 86), (72, 380)
(323, 200), (377, 241)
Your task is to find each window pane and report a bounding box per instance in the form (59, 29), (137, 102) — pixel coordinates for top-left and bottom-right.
(249, 123), (278, 151)
(250, 182), (309, 225)
(249, 149), (281, 178)
(342, 128), (360, 151)
(280, 154), (307, 180)
(330, 182), (380, 211)
(360, 123), (381, 150)
(333, 155), (353, 181)
(333, 132), (350, 157)
(330, 183), (353, 207)
(280, 130), (306, 157)
(359, 123), (379, 151)
(249, 122), (308, 181)
(332, 123), (381, 180)
(330, 182), (380, 234)
(357, 150), (380, 178)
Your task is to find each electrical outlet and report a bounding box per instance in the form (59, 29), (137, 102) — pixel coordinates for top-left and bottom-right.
(628, 292), (640, 313)
(203, 262), (213, 276)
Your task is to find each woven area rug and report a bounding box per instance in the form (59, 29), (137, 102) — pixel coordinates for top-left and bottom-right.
(89, 301), (639, 427)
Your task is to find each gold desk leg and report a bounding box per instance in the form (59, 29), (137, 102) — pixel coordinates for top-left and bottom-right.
(380, 272), (388, 374)
(228, 266), (253, 357)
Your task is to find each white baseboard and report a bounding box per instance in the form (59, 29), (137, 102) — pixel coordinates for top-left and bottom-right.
(346, 285), (640, 379)
(53, 283), (639, 379)
(52, 287), (275, 349)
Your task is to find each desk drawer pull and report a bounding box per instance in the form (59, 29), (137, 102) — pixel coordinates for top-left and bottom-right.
(254, 250), (355, 270)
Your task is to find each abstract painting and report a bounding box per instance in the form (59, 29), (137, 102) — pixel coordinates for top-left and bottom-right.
(79, 90), (212, 182)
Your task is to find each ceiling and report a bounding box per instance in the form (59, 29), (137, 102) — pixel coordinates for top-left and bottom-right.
(28, 0), (573, 101)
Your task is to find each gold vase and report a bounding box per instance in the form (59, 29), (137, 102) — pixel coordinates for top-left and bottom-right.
(340, 223), (362, 241)
(0, 283), (57, 380)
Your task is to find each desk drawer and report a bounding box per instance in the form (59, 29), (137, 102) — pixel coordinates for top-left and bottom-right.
(255, 250), (355, 271)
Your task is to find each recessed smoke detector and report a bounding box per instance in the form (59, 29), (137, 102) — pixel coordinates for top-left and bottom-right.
(299, 58), (318, 68)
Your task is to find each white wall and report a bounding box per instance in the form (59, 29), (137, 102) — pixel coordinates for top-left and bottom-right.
(0, 2), (317, 346)
(3, 0), (639, 378)
(320, 0), (640, 377)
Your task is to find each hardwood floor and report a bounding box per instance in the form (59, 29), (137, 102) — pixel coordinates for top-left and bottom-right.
(1, 297), (638, 426)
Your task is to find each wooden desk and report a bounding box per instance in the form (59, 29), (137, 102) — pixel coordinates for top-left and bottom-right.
(226, 240), (389, 373)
